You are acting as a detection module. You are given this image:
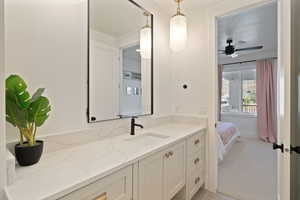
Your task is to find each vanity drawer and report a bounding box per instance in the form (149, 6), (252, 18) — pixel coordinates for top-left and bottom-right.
(187, 150), (204, 173)
(59, 166), (132, 200)
(188, 167), (204, 200)
(187, 131), (205, 155)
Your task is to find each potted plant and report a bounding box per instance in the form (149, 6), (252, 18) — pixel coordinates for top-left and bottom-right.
(6, 75), (51, 166)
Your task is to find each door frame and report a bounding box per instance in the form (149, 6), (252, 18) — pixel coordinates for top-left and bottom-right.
(207, 0), (291, 199)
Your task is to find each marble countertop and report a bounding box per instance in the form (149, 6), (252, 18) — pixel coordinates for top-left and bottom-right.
(5, 123), (206, 200)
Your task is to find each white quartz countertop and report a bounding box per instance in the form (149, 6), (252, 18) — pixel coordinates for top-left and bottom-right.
(6, 123), (206, 200)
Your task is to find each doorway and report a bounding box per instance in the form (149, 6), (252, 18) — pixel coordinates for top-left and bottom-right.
(215, 2), (278, 199)
(119, 44), (143, 116)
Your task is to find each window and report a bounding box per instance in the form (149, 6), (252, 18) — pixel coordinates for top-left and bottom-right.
(221, 67), (256, 114)
(242, 79), (256, 113)
(221, 78), (229, 105)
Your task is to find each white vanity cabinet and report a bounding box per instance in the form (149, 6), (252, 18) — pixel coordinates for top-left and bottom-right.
(59, 166), (132, 200)
(56, 130), (205, 200)
(138, 141), (186, 200)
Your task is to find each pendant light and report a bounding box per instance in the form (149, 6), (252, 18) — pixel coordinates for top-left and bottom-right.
(170, 0), (187, 52)
(140, 12), (152, 59)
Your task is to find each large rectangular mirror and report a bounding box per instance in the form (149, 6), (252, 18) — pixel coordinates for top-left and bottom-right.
(88, 0), (153, 122)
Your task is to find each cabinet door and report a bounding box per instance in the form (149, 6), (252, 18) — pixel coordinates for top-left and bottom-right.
(59, 166), (132, 200)
(164, 141), (186, 200)
(138, 151), (164, 200)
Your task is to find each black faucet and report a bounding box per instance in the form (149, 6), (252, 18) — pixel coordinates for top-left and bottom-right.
(130, 117), (144, 135)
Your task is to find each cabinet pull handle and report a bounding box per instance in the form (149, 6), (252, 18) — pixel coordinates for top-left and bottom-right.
(94, 192), (107, 200)
(194, 158), (200, 165)
(194, 139), (200, 145)
(165, 153), (170, 158)
(194, 177), (200, 184)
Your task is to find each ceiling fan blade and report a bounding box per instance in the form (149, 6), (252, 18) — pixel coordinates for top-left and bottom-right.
(235, 46), (263, 51)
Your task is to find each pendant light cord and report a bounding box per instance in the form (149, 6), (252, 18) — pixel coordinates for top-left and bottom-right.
(146, 15), (149, 26)
(177, 1), (181, 14)
(143, 12), (150, 28)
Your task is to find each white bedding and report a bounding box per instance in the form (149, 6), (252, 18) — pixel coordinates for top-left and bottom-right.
(217, 122), (240, 161)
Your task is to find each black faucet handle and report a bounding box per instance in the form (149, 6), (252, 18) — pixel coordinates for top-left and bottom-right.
(131, 116), (138, 124)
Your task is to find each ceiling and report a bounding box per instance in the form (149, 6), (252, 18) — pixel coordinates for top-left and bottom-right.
(90, 0), (150, 38)
(218, 2), (277, 61)
(91, 0), (211, 38)
(152, 0), (223, 13)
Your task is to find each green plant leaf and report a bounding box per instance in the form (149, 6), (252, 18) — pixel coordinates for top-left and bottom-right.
(29, 88), (45, 103)
(6, 97), (28, 128)
(6, 75), (31, 109)
(28, 96), (51, 127)
(5, 74), (51, 145)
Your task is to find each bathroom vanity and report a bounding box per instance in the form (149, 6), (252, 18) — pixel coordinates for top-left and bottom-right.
(6, 118), (207, 200)
(4, 0), (207, 199)
(59, 130), (205, 200)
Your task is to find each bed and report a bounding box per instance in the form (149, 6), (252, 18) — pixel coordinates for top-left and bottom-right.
(216, 122), (240, 161)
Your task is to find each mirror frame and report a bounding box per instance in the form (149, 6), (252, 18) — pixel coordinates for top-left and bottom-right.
(87, 0), (154, 123)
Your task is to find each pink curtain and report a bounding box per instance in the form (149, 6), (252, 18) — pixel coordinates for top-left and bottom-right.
(218, 64), (224, 121)
(256, 59), (277, 143)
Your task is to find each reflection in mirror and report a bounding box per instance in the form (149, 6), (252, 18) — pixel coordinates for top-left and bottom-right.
(88, 0), (153, 122)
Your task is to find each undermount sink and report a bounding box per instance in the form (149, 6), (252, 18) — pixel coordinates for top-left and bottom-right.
(124, 133), (169, 144)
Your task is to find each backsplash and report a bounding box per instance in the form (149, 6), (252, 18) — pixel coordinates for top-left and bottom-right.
(7, 115), (207, 155)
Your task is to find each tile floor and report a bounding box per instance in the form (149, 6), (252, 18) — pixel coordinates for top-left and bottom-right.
(192, 189), (236, 200)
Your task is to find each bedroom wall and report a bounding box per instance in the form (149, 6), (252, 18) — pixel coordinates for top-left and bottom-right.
(5, 0), (173, 142)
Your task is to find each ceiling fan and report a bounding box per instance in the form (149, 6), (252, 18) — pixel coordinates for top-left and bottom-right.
(219, 39), (263, 58)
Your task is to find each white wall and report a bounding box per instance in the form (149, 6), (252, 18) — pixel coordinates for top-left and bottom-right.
(5, 0), (172, 142)
(0, 0), (6, 197)
(170, 9), (210, 115)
